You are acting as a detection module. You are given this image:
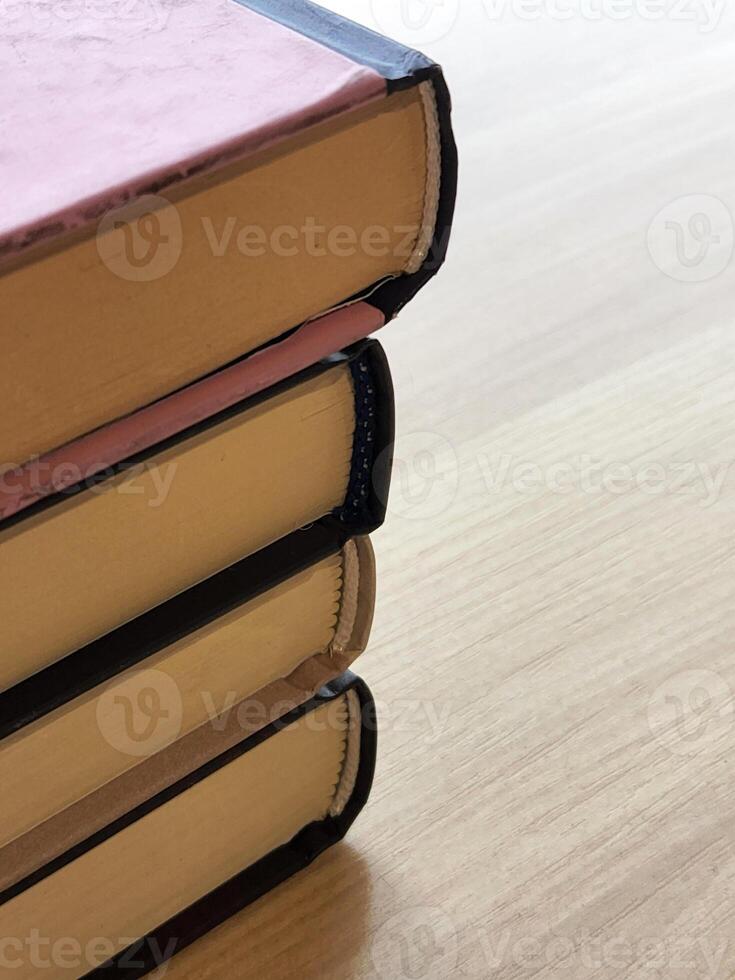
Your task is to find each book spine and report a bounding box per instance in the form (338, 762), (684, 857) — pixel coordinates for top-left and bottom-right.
(332, 340), (395, 533)
(234, 0), (458, 320)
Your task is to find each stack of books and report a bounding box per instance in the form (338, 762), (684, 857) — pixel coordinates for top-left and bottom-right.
(0, 1), (456, 975)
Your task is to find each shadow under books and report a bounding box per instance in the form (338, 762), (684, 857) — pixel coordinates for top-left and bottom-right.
(167, 844), (372, 979)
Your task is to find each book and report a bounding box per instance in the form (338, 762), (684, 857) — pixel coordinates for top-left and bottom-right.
(0, 304), (382, 523)
(0, 0), (457, 474)
(0, 533), (375, 895)
(0, 341), (393, 692)
(0, 673), (377, 979)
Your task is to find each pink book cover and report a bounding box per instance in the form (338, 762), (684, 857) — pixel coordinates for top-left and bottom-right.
(1, 1), (385, 260)
(0, 0), (456, 524)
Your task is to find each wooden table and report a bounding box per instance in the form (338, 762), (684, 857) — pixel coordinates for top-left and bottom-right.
(170, 4), (735, 977)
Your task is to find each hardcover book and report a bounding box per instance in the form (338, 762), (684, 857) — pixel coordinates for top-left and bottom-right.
(0, 341), (393, 691)
(0, 306), (382, 522)
(0, 533), (375, 895)
(0, 0), (457, 474)
(0, 673), (377, 979)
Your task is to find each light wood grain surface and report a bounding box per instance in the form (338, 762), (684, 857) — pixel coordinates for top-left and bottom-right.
(170, 5), (735, 978)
